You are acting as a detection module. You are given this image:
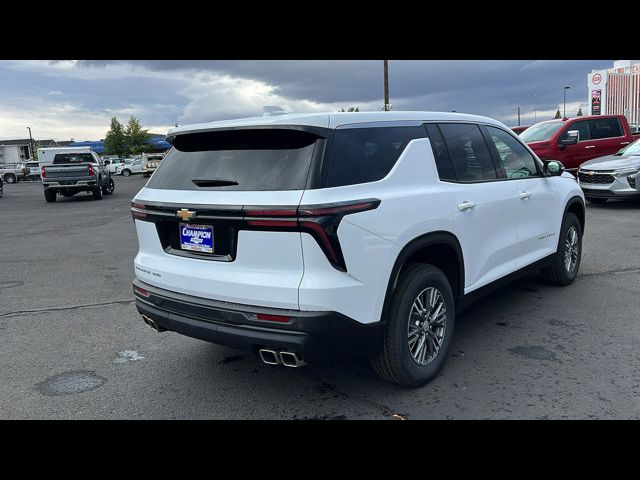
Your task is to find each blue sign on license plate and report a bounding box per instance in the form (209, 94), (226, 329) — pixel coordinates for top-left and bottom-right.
(179, 223), (213, 253)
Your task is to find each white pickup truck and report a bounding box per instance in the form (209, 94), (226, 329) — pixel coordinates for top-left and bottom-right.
(38, 147), (115, 202)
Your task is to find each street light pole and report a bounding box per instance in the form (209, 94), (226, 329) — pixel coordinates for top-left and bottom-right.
(563, 86), (571, 118)
(515, 106), (521, 126)
(383, 60), (390, 111)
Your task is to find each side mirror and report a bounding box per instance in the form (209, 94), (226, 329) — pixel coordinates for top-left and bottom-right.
(560, 130), (579, 146)
(544, 160), (565, 177)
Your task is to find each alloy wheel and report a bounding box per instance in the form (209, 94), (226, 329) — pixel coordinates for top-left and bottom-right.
(564, 226), (579, 273)
(407, 287), (447, 366)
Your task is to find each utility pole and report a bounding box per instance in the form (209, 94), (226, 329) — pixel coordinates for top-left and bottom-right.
(383, 60), (390, 111)
(515, 106), (521, 126)
(27, 126), (34, 160)
(563, 86), (571, 118)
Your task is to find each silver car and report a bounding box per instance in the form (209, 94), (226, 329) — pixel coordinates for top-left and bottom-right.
(577, 139), (640, 204)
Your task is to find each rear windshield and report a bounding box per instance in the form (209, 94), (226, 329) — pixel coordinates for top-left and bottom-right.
(53, 153), (94, 164)
(146, 129), (322, 191)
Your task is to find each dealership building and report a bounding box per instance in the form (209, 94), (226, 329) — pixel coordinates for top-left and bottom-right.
(588, 60), (640, 125)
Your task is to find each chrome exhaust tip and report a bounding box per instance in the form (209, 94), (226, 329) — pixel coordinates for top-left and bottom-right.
(280, 351), (305, 368)
(258, 349), (281, 365)
(141, 314), (165, 332)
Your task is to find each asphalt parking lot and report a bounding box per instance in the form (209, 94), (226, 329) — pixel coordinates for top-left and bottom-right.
(1, 176), (639, 419)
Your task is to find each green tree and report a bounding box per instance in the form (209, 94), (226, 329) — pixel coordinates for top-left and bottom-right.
(103, 117), (127, 157)
(554, 109), (561, 119)
(124, 116), (150, 155)
(576, 107), (583, 116)
(339, 107), (359, 112)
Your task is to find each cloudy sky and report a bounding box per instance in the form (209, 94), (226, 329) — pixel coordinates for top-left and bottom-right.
(0, 60), (611, 141)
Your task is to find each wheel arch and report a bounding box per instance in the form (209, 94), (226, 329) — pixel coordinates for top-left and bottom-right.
(564, 195), (585, 233)
(380, 231), (465, 322)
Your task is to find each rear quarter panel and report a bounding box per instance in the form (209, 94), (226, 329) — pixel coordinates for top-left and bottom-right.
(298, 138), (455, 324)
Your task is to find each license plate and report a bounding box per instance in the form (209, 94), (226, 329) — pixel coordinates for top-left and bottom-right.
(179, 223), (214, 253)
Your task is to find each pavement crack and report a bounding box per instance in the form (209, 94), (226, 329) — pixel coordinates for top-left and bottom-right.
(0, 299), (134, 318)
(578, 267), (640, 279)
(308, 374), (405, 420)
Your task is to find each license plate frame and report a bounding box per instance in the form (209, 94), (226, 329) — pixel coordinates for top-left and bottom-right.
(179, 223), (214, 254)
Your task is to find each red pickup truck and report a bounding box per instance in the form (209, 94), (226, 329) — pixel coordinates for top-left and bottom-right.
(519, 114), (640, 171)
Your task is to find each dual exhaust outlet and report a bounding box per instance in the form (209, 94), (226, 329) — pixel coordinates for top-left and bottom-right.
(140, 314), (304, 367)
(259, 349), (305, 368)
(141, 314), (166, 332)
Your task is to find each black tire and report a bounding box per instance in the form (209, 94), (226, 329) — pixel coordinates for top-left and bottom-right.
(102, 178), (115, 195)
(92, 186), (103, 200)
(44, 189), (56, 203)
(121, 169), (131, 177)
(4, 173), (16, 184)
(586, 197), (608, 204)
(371, 263), (455, 387)
(0, 182), (3, 198)
(542, 212), (582, 286)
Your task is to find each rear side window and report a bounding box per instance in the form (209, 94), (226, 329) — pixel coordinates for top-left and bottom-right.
(438, 123), (498, 181)
(589, 118), (623, 139)
(147, 129), (322, 191)
(325, 126), (425, 187)
(53, 153), (94, 164)
(425, 124), (456, 181)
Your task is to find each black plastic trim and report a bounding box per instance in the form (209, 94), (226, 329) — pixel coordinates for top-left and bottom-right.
(381, 231), (465, 322)
(133, 279), (384, 361)
(457, 254), (555, 312)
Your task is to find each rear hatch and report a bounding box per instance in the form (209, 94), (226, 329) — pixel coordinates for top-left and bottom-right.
(132, 127), (328, 309)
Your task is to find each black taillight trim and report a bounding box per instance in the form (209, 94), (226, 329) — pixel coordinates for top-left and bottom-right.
(133, 198), (380, 271)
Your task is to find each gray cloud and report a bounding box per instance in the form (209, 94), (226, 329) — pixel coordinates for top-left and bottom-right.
(0, 60), (612, 139)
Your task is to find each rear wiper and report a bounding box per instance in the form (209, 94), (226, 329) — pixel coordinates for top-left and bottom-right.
(191, 178), (239, 187)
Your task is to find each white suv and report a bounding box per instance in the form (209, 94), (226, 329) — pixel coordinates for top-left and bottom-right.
(131, 111), (585, 387)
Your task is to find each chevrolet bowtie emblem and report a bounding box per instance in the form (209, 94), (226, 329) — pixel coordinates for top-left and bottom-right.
(177, 209), (196, 221)
(586, 171), (596, 175)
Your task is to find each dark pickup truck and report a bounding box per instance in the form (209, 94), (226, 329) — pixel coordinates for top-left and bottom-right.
(38, 148), (115, 203)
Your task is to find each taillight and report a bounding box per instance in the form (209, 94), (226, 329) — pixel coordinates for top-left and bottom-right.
(244, 199), (380, 271)
(133, 285), (150, 297)
(131, 201), (147, 220)
(87, 164), (94, 176)
(40, 166), (46, 178)
(256, 313), (290, 323)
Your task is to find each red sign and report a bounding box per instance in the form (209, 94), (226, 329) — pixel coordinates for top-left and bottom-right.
(592, 73), (602, 85)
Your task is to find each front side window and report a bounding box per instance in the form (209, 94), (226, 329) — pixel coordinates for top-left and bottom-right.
(326, 126), (424, 187)
(589, 118), (623, 139)
(438, 123), (497, 181)
(560, 120), (590, 141)
(486, 126), (539, 178)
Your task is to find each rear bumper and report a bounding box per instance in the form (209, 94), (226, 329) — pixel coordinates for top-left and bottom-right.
(43, 179), (96, 188)
(133, 279), (384, 362)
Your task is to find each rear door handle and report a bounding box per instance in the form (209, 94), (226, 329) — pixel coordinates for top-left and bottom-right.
(457, 201), (476, 211)
(620, 141), (630, 145)
(519, 191), (532, 200)
(585, 145), (596, 149)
